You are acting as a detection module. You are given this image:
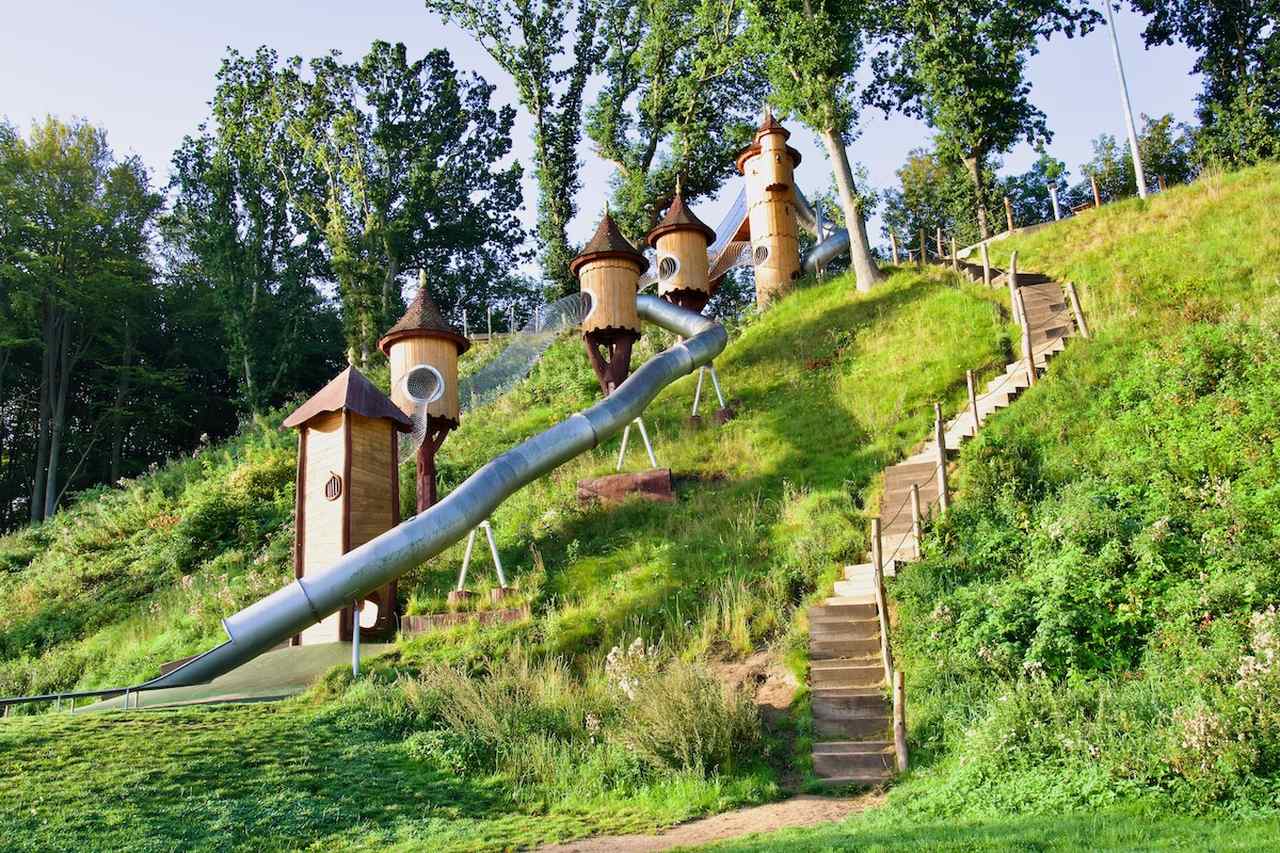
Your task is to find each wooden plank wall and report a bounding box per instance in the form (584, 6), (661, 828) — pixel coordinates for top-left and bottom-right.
(656, 229), (710, 299)
(581, 259), (641, 333)
(389, 336), (459, 421)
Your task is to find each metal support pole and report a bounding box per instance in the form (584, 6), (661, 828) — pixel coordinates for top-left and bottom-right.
(691, 368), (706, 416)
(708, 366), (727, 408)
(1049, 182), (1062, 221)
(482, 521), (507, 588)
(616, 417), (659, 470)
(981, 242), (992, 287)
(1017, 289), (1037, 386)
(1103, 0), (1148, 199)
(871, 518), (894, 688)
(1066, 282), (1091, 339)
(890, 231), (900, 265)
(458, 527), (478, 591)
(934, 402), (950, 513)
(910, 483), (922, 559)
(352, 603), (361, 679)
(967, 369), (980, 430)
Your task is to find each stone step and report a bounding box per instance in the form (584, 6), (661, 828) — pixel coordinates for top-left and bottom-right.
(832, 579), (877, 599)
(815, 714), (892, 738)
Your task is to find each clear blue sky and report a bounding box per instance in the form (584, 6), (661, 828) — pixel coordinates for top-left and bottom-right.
(0, 1), (1201, 256)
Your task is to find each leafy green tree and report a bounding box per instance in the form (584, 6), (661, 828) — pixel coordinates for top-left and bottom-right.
(277, 42), (527, 361)
(873, 0), (1100, 239)
(586, 0), (762, 237)
(745, 0), (884, 291)
(998, 151), (1070, 227)
(1081, 132), (1138, 201)
(424, 0), (604, 294)
(1137, 112), (1197, 187)
(1130, 0), (1279, 167)
(167, 47), (340, 414)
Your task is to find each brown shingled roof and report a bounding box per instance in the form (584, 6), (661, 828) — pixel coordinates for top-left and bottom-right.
(283, 366), (412, 431)
(378, 272), (471, 356)
(569, 211), (649, 277)
(735, 107), (802, 174)
(646, 192), (716, 247)
(755, 107), (791, 142)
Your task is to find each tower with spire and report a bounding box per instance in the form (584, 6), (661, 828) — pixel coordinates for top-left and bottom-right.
(378, 271), (471, 512)
(571, 209), (649, 395)
(736, 107), (803, 306)
(646, 179), (718, 313)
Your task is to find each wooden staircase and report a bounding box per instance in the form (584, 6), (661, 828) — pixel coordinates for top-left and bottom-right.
(807, 256), (1084, 786)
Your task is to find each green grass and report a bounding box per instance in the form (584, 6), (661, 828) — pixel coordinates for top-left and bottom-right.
(704, 810), (1280, 851)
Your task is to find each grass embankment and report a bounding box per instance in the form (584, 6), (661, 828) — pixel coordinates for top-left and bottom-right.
(1, 268), (1008, 849)
(729, 161), (1280, 849)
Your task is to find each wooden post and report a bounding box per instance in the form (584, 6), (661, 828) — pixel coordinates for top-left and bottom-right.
(918, 229), (925, 268)
(950, 236), (959, 272)
(1090, 175), (1101, 208)
(1048, 182), (1061, 221)
(1008, 251), (1021, 327)
(1157, 175), (1167, 192)
(890, 230), (900, 265)
(935, 227), (944, 260)
(893, 670), (908, 773)
(980, 242), (991, 287)
(487, 306), (492, 339)
(934, 402), (950, 512)
(910, 482), (922, 559)
(1004, 196), (1015, 232)
(1066, 281), (1091, 339)
(966, 369), (980, 430)
(871, 518), (894, 688)
(1017, 289), (1037, 386)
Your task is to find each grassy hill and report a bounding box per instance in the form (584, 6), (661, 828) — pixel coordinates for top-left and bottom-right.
(0, 263), (1010, 849)
(3, 163), (1278, 850)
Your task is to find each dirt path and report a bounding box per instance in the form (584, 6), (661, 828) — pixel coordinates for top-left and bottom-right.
(538, 792), (880, 852)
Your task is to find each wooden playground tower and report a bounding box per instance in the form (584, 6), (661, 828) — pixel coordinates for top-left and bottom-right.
(735, 108), (803, 307)
(572, 210), (649, 396)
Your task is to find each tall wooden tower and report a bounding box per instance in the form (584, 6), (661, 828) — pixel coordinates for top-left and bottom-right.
(284, 366), (410, 643)
(647, 184), (717, 313)
(572, 211), (649, 396)
(736, 109), (802, 307)
(378, 272), (471, 512)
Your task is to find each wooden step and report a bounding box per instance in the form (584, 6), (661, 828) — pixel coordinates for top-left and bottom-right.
(809, 619), (879, 641)
(814, 749), (895, 778)
(809, 637), (880, 660)
(811, 661), (883, 689)
(813, 693), (890, 713)
(809, 602), (876, 621)
(815, 714), (892, 738)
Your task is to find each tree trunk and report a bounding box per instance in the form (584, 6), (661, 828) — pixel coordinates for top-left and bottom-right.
(963, 155), (991, 240)
(44, 314), (71, 519)
(382, 252), (401, 325)
(30, 307), (55, 523)
(110, 318), (134, 484)
(819, 128), (883, 292)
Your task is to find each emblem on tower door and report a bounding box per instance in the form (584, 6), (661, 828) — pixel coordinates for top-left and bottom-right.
(324, 471), (343, 501)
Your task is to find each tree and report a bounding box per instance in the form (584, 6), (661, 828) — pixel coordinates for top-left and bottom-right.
(277, 42), (527, 361)
(1130, 0), (1280, 167)
(1137, 112), (1196, 187)
(586, 0), (762, 237)
(873, 0), (1100, 239)
(167, 47), (340, 414)
(1080, 132), (1138, 201)
(998, 151), (1070, 226)
(424, 0), (604, 294)
(746, 0), (884, 291)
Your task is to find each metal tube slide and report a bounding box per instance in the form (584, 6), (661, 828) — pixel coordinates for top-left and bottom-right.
(138, 296), (726, 691)
(793, 187), (852, 274)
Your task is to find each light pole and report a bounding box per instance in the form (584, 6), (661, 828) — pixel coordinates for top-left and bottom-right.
(1102, 0), (1148, 199)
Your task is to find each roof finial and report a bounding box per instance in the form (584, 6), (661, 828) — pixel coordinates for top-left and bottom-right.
(763, 103), (773, 124)
(418, 268), (427, 290)
(675, 174), (683, 198)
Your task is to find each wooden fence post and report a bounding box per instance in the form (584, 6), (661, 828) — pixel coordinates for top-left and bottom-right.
(1017, 289), (1037, 386)
(1066, 281), (1091, 339)
(918, 229), (926, 268)
(935, 227), (944, 260)
(1157, 175), (1167, 192)
(1008, 251), (1021, 327)
(871, 518), (894, 689)
(967, 369), (980, 430)
(980, 242), (991, 287)
(910, 482), (922, 560)
(1090, 175), (1102, 208)
(1004, 196), (1015, 232)
(934, 402), (950, 512)
(950, 236), (959, 272)
(890, 230), (900, 265)
(893, 670), (908, 773)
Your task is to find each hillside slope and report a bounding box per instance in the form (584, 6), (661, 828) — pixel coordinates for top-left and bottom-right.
(1, 266), (1013, 849)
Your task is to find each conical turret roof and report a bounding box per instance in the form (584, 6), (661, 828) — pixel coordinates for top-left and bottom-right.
(735, 106), (802, 174)
(569, 210), (649, 277)
(646, 190), (716, 247)
(378, 272), (471, 355)
(754, 106), (791, 142)
(283, 366), (411, 431)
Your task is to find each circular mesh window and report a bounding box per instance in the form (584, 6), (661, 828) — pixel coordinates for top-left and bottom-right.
(753, 245), (769, 266)
(404, 364), (445, 405)
(658, 256), (679, 280)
